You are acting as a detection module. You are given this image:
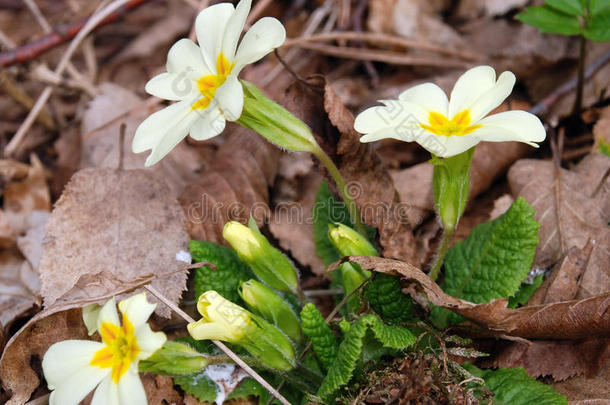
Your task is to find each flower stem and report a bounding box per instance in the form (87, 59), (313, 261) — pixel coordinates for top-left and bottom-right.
(311, 146), (366, 236)
(428, 228), (453, 282)
(572, 35), (587, 115)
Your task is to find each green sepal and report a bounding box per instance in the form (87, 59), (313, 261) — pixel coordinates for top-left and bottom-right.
(138, 341), (209, 376)
(237, 80), (318, 152)
(431, 148), (474, 232)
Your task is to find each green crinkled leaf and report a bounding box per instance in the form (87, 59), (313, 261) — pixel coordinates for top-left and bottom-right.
(545, 0), (584, 15)
(444, 197), (539, 302)
(584, 11), (610, 41)
(190, 240), (254, 303)
(301, 303), (339, 370)
(174, 370), (217, 403)
(313, 181), (375, 265)
(365, 273), (414, 324)
(317, 314), (415, 399)
(464, 364), (568, 405)
(433, 198), (539, 327)
(508, 274), (544, 308)
(515, 5), (582, 36)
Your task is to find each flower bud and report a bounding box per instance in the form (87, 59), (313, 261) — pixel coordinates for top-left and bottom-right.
(223, 219), (298, 293)
(239, 279), (302, 343)
(188, 291), (296, 371)
(328, 223), (377, 257)
(340, 262), (368, 313)
(138, 341), (210, 376)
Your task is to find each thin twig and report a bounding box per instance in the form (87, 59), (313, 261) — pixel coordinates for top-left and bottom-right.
(0, 71), (56, 131)
(283, 42), (472, 68)
(5, 0), (136, 157)
(282, 31), (481, 61)
(0, 0), (150, 68)
(143, 285), (292, 405)
(530, 49), (610, 116)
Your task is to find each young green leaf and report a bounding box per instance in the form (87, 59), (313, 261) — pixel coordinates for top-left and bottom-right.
(300, 303), (339, 371)
(515, 5), (582, 36)
(546, 0), (584, 15)
(190, 240), (254, 303)
(597, 139), (610, 157)
(464, 364), (568, 405)
(590, 0), (610, 15)
(443, 197), (539, 303)
(432, 198), (539, 327)
(227, 378), (273, 405)
(365, 273), (414, 324)
(317, 314), (415, 399)
(584, 11), (610, 41)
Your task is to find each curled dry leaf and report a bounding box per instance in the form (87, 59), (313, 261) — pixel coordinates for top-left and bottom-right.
(508, 153), (610, 299)
(39, 167), (189, 317)
(336, 256), (610, 340)
(2, 154), (50, 236)
(0, 249), (40, 330)
(0, 309), (88, 405)
(283, 76), (418, 263)
(489, 338), (610, 381)
(179, 127), (279, 244)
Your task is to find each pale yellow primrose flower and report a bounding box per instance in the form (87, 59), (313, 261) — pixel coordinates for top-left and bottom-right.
(354, 65), (546, 158)
(42, 293), (166, 405)
(133, 0), (286, 166)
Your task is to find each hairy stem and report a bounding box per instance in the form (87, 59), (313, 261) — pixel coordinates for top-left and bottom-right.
(312, 147), (366, 235)
(428, 228), (454, 282)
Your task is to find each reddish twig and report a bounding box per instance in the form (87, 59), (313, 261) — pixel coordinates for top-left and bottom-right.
(0, 0), (149, 68)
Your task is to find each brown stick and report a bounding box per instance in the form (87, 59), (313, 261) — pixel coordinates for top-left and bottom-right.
(0, 0), (150, 68)
(282, 42), (473, 68)
(282, 31), (481, 61)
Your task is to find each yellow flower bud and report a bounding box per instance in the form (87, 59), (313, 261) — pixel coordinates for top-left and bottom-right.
(328, 223), (377, 257)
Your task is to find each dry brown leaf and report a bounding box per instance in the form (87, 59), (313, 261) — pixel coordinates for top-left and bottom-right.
(80, 82), (206, 197)
(179, 128), (279, 243)
(552, 361), (610, 403)
(0, 308), (88, 405)
(0, 209), (14, 248)
(282, 76), (418, 263)
(141, 374), (184, 405)
(0, 159), (29, 185)
(489, 338), (609, 381)
(2, 154), (50, 236)
(337, 256), (610, 339)
(455, 0), (528, 19)
(39, 168), (189, 317)
(0, 248), (40, 330)
(508, 153), (610, 299)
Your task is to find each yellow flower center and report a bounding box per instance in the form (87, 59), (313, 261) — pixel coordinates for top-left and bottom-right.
(192, 54), (234, 110)
(420, 110), (481, 136)
(90, 317), (140, 383)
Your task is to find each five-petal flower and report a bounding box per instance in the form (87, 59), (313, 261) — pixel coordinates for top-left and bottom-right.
(354, 65), (546, 157)
(133, 0), (286, 166)
(42, 293), (166, 405)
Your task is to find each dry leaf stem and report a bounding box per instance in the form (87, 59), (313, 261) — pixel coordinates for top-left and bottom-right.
(143, 285), (292, 405)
